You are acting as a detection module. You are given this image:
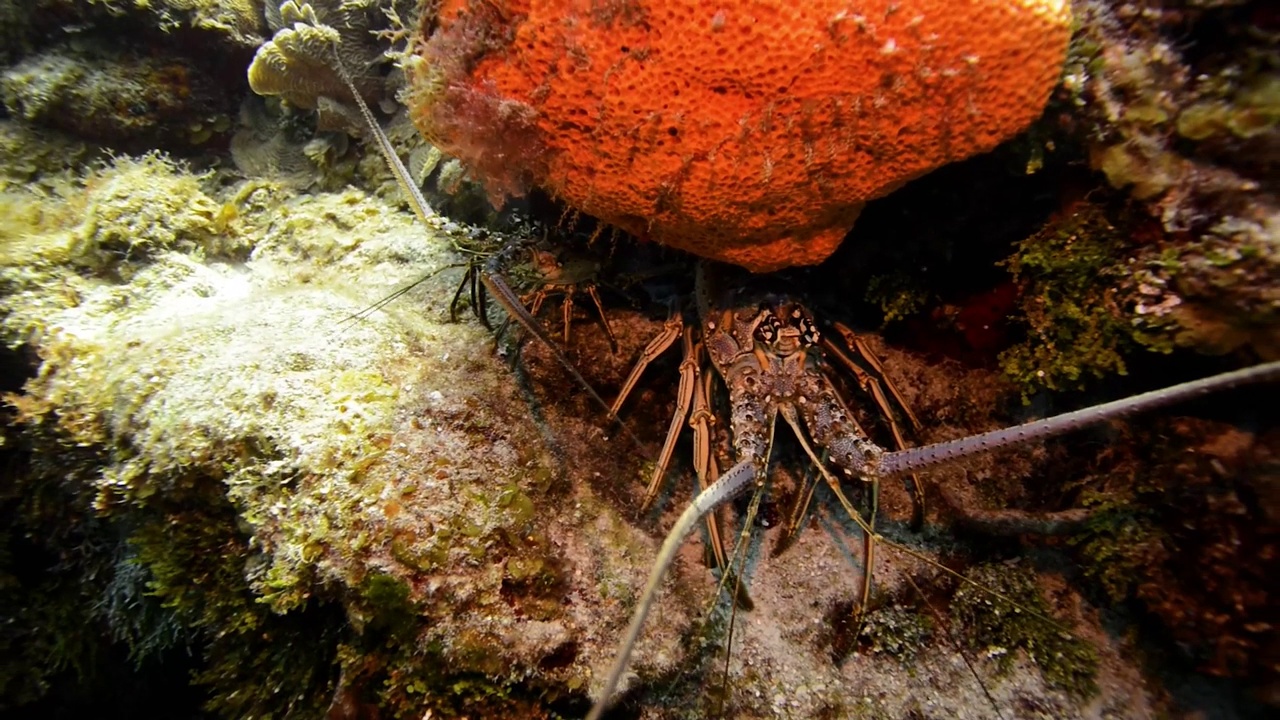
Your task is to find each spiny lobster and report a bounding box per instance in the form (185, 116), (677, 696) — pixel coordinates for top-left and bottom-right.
(585, 263), (1279, 718)
(328, 39), (1280, 718)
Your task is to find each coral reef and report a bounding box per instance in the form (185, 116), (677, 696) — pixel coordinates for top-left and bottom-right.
(0, 0), (264, 62)
(0, 0), (264, 151)
(824, 0), (1277, 394)
(242, 1), (488, 215)
(230, 95), (359, 188)
(0, 144), (696, 717)
(406, 0), (1073, 271)
(0, 129), (1183, 718)
(0, 0), (1275, 717)
(82, 0), (266, 46)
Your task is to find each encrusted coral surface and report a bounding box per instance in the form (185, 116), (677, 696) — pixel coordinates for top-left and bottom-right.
(84, 0), (265, 45)
(406, 0), (1073, 271)
(1, 42), (236, 149)
(0, 140), (696, 717)
(1065, 0), (1279, 359)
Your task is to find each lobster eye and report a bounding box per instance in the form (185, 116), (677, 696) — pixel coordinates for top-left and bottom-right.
(798, 317), (821, 346)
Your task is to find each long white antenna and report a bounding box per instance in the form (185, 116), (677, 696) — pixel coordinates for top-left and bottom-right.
(586, 458), (758, 720)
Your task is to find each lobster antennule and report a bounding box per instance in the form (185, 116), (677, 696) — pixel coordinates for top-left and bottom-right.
(878, 360), (1280, 478)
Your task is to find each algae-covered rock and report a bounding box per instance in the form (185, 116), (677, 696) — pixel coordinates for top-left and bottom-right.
(0, 0), (265, 151)
(1, 41), (237, 150)
(1063, 0), (1279, 359)
(74, 0), (264, 47)
(998, 199), (1158, 395)
(0, 150), (691, 717)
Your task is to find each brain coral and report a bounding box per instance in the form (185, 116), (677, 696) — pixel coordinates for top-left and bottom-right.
(406, 0), (1072, 271)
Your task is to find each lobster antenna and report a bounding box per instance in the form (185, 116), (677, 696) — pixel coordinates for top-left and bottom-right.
(330, 46), (436, 225)
(879, 360), (1280, 477)
(330, 47), (648, 447)
(586, 458), (758, 720)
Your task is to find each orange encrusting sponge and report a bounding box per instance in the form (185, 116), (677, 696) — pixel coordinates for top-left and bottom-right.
(407, 1), (1072, 272)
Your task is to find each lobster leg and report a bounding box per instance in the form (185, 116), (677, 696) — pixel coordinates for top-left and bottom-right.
(822, 330), (924, 526)
(584, 283), (619, 354)
(688, 340), (731, 573)
(609, 311), (682, 419)
(523, 287), (548, 317)
(640, 327), (699, 511)
(833, 322), (922, 429)
(560, 289), (574, 346)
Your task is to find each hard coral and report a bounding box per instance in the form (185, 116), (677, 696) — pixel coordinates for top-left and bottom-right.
(249, 1), (390, 110)
(406, 0), (1072, 271)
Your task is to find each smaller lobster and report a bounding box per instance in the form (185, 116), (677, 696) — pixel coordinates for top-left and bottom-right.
(447, 232), (622, 355)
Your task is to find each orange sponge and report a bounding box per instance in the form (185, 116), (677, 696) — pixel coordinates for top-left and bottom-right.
(407, 1), (1071, 271)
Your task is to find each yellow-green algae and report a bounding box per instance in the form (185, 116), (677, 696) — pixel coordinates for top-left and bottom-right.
(998, 199), (1150, 397)
(81, 0), (263, 43)
(0, 124), (686, 717)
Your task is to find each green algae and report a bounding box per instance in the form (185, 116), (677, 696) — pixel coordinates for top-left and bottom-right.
(865, 272), (930, 325)
(853, 602), (934, 666)
(998, 201), (1146, 396)
(951, 563), (1100, 700)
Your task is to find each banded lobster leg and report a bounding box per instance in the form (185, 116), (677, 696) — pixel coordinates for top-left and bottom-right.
(609, 311), (735, 578)
(520, 247), (620, 353)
